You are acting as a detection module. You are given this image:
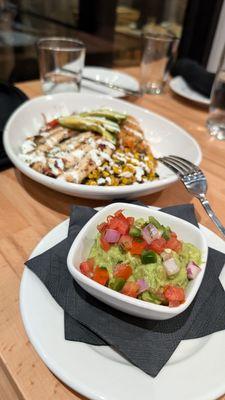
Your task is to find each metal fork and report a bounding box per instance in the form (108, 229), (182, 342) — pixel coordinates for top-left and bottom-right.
(158, 155), (225, 238)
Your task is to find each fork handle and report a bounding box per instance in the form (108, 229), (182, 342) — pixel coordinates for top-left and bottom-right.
(199, 196), (225, 238)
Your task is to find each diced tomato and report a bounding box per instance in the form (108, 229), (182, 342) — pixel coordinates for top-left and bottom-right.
(149, 238), (166, 254)
(166, 237), (182, 252)
(100, 236), (111, 252)
(93, 266), (109, 286)
(47, 118), (59, 129)
(119, 234), (133, 250)
(97, 222), (108, 234)
(127, 216), (135, 227)
(170, 231), (177, 238)
(80, 258), (94, 278)
(106, 210), (130, 235)
(99, 211), (133, 238)
(108, 217), (129, 235)
(114, 264), (132, 280)
(122, 281), (140, 298)
(114, 209), (126, 219)
(130, 240), (147, 255)
(164, 285), (185, 305)
(114, 211), (134, 228)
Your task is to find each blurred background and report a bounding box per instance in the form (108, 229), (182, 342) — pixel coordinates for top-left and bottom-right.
(0, 0), (223, 83)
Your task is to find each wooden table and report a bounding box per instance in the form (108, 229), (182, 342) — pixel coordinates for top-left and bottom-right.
(0, 68), (224, 400)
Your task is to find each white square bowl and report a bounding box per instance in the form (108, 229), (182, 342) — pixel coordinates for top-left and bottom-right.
(67, 203), (208, 320)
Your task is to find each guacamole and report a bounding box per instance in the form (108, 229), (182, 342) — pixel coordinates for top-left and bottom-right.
(79, 209), (202, 307)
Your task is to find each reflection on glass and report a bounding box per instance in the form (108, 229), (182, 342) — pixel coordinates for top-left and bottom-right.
(37, 37), (85, 95)
(0, 0), (188, 82)
(207, 45), (225, 140)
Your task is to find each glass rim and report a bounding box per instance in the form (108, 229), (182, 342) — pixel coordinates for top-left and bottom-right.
(37, 37), (85, 52)
(142, 31), (178, 42)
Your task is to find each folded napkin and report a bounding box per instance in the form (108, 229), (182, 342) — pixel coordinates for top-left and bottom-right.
(170, 58), (215, 98)
(26, 204), (225, 377)
(0, 82), (28, 171)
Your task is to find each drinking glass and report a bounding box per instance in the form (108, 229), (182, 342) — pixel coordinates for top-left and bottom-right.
(206, 45), (225, 140)
(37, 37), (86, 95)
(140, 33), (178, 94)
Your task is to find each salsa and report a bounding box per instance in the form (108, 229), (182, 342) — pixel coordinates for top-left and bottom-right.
(79, 210), (202, 307)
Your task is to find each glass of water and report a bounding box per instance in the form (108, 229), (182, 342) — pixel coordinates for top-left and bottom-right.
(140, 32), (178, 95)
(206, 45), (225, 140)
(37, 37), (86, 95)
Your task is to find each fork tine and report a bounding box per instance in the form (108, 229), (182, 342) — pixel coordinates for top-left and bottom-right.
(168, 155), (199, 171)
(163, 156), (190, 174)
(158, 158), (184, 176)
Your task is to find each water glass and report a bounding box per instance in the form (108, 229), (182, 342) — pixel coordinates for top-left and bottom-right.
(206, 45), (225, 140)
(140, 33), (178, 95)
(37, 37), (86, 95)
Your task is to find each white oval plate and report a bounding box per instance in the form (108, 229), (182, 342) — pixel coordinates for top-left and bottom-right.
(170, 76), (210, 106)
(81, 66), (139, 97)
(20, 207), (225, 400)
(3, 93), (202, 199)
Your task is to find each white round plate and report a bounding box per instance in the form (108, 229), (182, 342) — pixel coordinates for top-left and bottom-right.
(3, 93), (202, 199)
(81, 66), (139, 97)
(20, 207), (225, 400)
(170, 76), (210, 106)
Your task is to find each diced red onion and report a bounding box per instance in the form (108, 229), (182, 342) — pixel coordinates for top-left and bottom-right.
(186, 261), (201, 280)
(141, 223), (161, 244)
(137, 279), (149, 294)
(163, 258), (180, 276)
(104, 229), (121, 243)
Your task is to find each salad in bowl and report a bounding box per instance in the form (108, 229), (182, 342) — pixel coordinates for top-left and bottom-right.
(67, 203), (208, 319)
(79, 209), (202, 308)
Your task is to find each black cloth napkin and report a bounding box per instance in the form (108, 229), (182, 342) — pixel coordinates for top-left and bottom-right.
(0, 82), (28, 170)
(170, 58), (215, 98)
(26, 204), (225, 377)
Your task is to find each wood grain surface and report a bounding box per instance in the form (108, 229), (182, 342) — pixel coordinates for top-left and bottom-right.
(0, 67), (224, 400)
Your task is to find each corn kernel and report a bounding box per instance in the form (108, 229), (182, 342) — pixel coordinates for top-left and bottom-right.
(92, 170), (98, 179)
(113, 166), (120, 174)
(88, 180), (97, 185)
(103, 171), (109, 177)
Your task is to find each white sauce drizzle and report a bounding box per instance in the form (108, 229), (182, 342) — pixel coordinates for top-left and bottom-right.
(120, 171), (133, 178)
(97, 177), (106, 185)
(101, 152), (112, 163)
(73, 149), (85, 160)
(89, 149), (102, 166)
(21, 140), (36, 154)
(135, 166), (144, 182)
(19, 153), (46, 165)
(48, 160), (60, 176)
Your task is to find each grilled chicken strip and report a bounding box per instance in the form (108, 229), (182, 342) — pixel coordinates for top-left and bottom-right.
(58, 138), (114, 183)
(20, 130), (115, 182)
(20, 132), (94, 175)
(43, 142), (95, 177)
(119, 115), (151, 153)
